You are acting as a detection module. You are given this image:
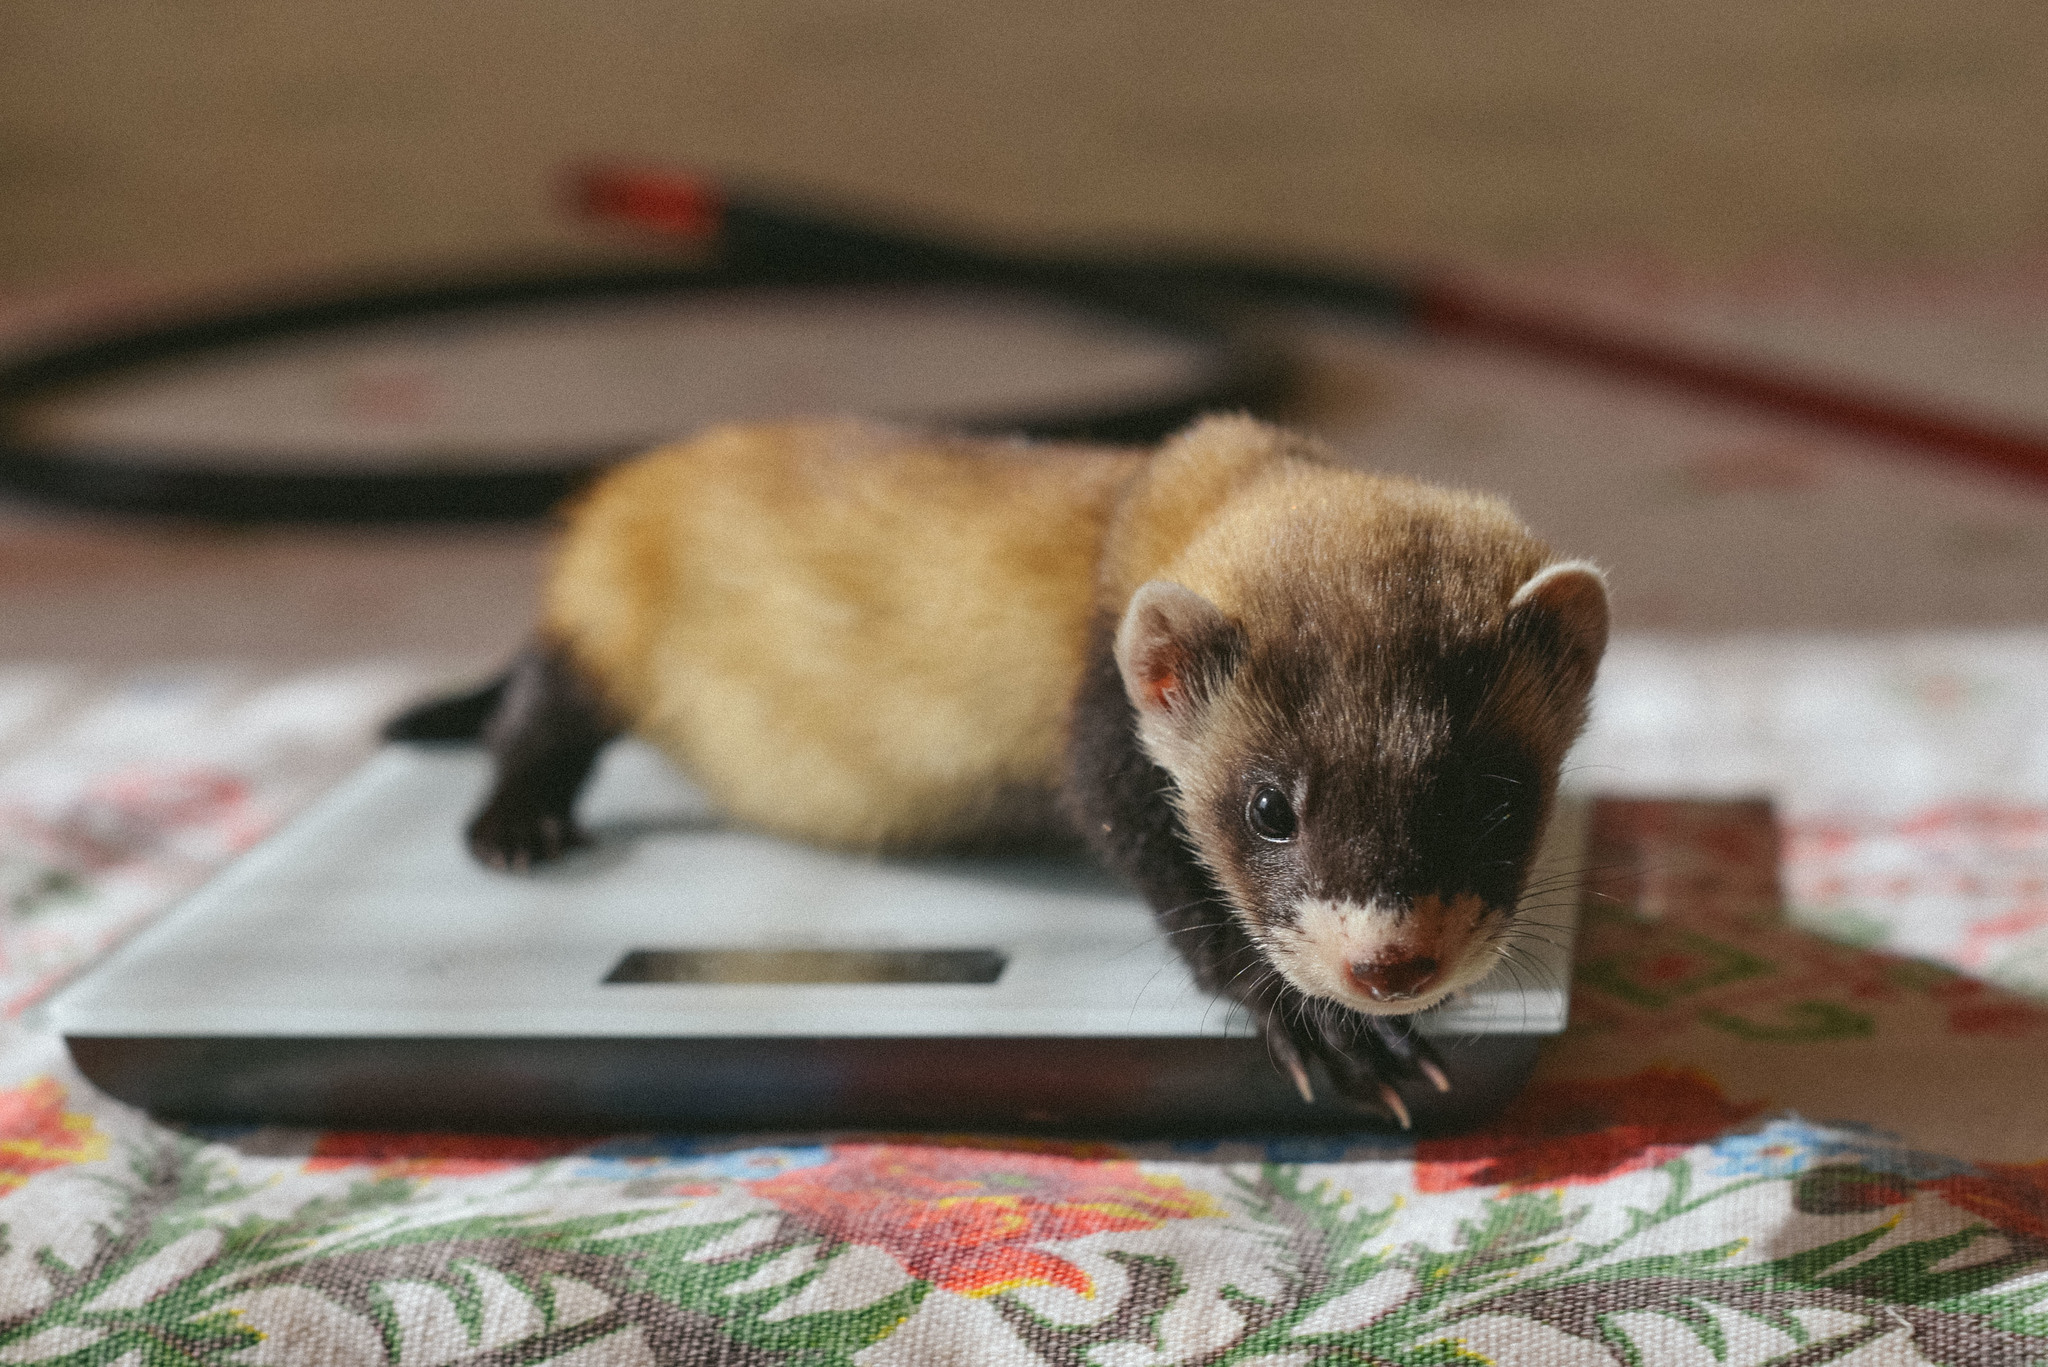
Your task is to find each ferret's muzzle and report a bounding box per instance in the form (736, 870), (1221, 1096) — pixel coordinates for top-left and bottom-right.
(1283, 892), (1499, 1014)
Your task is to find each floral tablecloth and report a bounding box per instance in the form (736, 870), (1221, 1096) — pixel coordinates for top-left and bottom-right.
(1, 272), (2046, 1364)
(0, 658), (2039, 1366)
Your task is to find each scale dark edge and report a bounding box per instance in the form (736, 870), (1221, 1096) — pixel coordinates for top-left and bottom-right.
(68, 1032), (1539, 1138)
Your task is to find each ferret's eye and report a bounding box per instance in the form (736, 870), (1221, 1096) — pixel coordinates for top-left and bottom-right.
(1246, 786), (1298, 842)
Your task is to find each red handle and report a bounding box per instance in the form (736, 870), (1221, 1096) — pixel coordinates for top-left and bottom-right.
(572, 166), (726, 240)
(1420, 278), (2048, 490)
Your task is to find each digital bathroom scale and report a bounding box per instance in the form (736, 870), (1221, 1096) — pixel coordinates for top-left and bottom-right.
(52, 742), (1583, 1136)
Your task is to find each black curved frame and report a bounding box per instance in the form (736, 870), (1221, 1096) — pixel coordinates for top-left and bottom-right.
(0, 209), (1306, 522)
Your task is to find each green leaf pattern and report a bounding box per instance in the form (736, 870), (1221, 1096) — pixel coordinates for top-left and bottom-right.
(0, 1101), (2040, 1365)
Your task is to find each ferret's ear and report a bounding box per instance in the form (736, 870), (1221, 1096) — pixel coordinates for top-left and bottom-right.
(1115, 581), (1244, 729)
(1509, 560), (1609, 668)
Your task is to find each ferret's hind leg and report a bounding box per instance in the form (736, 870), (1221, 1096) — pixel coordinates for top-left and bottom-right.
(467, 640), (621, 871)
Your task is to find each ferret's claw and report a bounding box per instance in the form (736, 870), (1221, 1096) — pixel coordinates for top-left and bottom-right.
(1260, 1017), (1318, 1104)
(1378, 1083), (1413, 1131)
(468, 802), (590, 874)
(1253, 990), (1434, 1124)
(1284, 1054), (1315, 1105)
(1362, 1013), (1453, 1095)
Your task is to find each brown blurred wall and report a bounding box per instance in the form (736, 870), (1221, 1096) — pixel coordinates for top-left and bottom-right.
(4, 0), (2048, 288)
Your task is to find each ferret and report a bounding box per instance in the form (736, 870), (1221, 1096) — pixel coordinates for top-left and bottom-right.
(407, 415), (1606, 1123)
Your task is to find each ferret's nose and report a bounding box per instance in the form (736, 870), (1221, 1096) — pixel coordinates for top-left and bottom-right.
(1349, 955), (1441, 1002)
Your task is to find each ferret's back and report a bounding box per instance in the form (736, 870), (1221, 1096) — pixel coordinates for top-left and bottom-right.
(544, 421), (1142, 848)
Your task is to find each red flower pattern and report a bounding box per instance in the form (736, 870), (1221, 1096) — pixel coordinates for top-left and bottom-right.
(0, 1077), (107, 1190)
(1932, 1162), (2048, 1242)
(746, 1143), (1223, 1296)
(1414, 1067), (1763, 1192)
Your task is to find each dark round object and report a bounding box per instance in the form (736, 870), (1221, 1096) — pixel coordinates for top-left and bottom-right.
(1247, 785), (1298, 842)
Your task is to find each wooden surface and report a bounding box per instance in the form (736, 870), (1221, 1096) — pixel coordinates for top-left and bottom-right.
(5, 2), (2048, 288)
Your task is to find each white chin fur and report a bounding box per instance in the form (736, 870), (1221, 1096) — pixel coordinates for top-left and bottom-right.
(1269, 895), (1500, 1015)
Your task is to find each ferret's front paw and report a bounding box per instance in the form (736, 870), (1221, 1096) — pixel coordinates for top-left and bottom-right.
(466, 800), (590, 872)
(1258, 1003), (1450, 1130)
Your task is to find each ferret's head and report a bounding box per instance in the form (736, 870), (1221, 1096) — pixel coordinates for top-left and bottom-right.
(1114, 528), (1606, 1018)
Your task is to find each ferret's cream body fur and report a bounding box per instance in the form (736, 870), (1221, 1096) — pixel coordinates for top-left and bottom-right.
(544, 420), (1137, 848)
(542, 415), (1558, 856)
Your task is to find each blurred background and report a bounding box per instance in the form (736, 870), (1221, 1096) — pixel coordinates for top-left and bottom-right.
(7, 0), (2048, 287)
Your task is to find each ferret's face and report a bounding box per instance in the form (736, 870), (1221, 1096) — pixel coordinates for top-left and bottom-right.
(1180, 709), (1546, 1016)
(1115, 563), (1606, 1017)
